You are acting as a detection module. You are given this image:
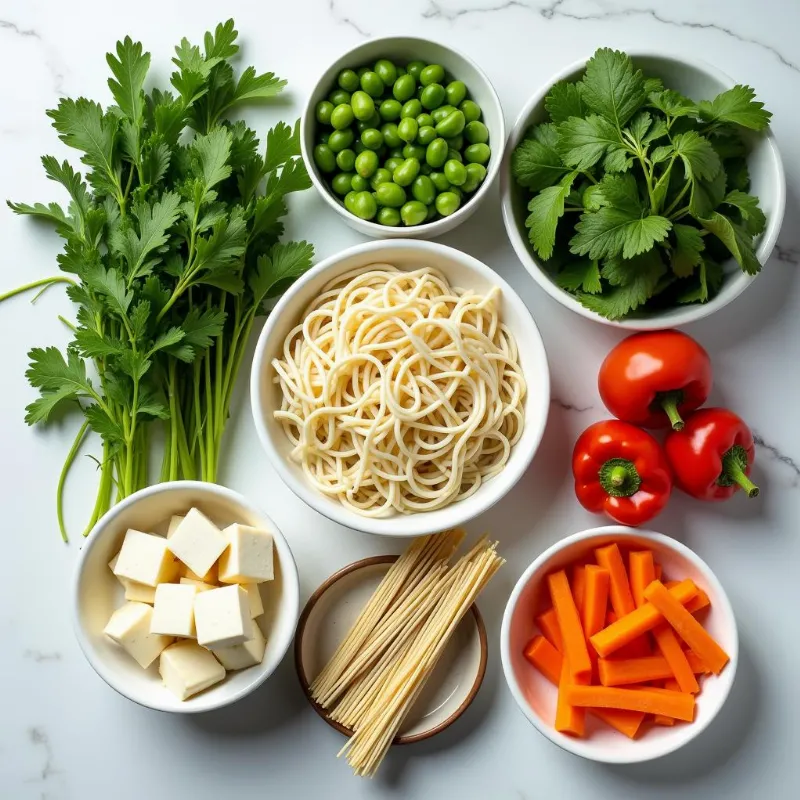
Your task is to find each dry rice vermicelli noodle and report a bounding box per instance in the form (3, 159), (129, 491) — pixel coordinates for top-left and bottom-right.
(271, 264), (526, 516)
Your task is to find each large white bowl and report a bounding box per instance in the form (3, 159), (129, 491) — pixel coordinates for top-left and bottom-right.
(301, 36), (505, 240)
(250, 239), (550, 537)
(73, 482), (300, 714)
(500, 526), (738, 763)
(500, 51), (786, 330)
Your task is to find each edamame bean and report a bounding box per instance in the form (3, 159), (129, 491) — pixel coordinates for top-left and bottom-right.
(377, 207), (401, 226)
(445, 80), (467, 107)
(313, 143), (336, 173)
(430, 171), (451, 192)
(460, 99), (481, 123)
(397, 117), (419, 143)
(392, 157), (420, 187)
(435, 191), (461, 217)
(401, 200), (428, 226)
(393, 74), (416, 102)
(331, 103), (355, 130)
(374, 59), (398, 86)
(350, 174), (369, 192)
(465, 162), (487, 184)
(370, 168), (392, 189)
(381, 122), (402, 149)
(416, 113), (434, 128)
(464, 120), (489, 145)
(435, 109), (465, 138)
(401, 99), (422, 119)
(352, 190), (378, 220)
(419, 64), (445, 87)
(338, 68), (360, 92)
(327, 128), (354, 152)
(464, 143), (491, 164)
(316, 100), (334, 125)
(420, 83), (446, 110)
(356, 114), (380, 133)
(447, 148), (463, 163)
(331, 172), (354, 195)
(425, 138), (448, 168)
(361, 128), (384, 150)
(403, 143), (426, 160)
(329, 89), (351, 106)
(411, 175), (436, 205)
(344, 191), (358, 213)
(449, 186), (463, 201)
(443, 159), (467, 186)
(336, 148), (356, 171)
(379, 99), (402, 121)
(443, 134), (464, 151)
(355, 149), (379, 178)
(407, 60), (425, 80)
(417, 125), (436, 146)
(375, 181), (407, 208)
(385, 157), (404, 173)
(360, 71), (384, 98)
(431, 105), (456, 124)
(350, 90), (375, 121)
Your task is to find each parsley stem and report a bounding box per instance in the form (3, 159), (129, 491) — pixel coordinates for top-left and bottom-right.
(664, 181), (691, 217)
(56, 420), (89, 543)
(0, 275), (76, 304)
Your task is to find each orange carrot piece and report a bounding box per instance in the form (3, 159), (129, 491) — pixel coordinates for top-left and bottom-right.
(590, 579), (698, 658)
(666, 580), (711, 614)
(595, 543), (636, 618)
(555, 658), (586, 737)
(582, 566), (610, 639)
(536, 608), (563, 652)
(653, 680), (680, 726)
(572, 564), (587, 612)
(653, 624), (700, 694)
(654, 563), (663, 581)
(595, 708), (646, 739)
(548, 570), (592, 680)
(523, 635), (562, 685)
(685, 650), (710, 674)
(606, 610), (618, 626)
(599, 656), (673, 686)
(565, 685), (695, 722)
(629, 551), (655, 609)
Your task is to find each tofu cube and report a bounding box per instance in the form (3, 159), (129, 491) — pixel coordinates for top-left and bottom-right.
(104, 602), (173, 668)
(166, 514), (185, 538)
(194, 585), (252, 649)
(180, 578), (216, 593)
(159, 641), (225, 700)
(179, 561), (217, 583)
(241, 583), (264, 619)
(167, 508), (227, 580)
(150, 584), (198, 638)
(214, 624), (266, 671)
(113, 529), (179, 587)
(124, 580), (157, 604)
(217, 524), (274, 584)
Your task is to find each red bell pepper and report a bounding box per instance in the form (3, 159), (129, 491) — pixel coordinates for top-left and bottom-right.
(598, 331), (712, 431)
(572, 420), (673, 526)
(664, 408), (759, 500)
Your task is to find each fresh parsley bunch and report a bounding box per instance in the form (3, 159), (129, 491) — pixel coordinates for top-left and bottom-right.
(511, 48), (771, 320)
(5, 20), (314, 540)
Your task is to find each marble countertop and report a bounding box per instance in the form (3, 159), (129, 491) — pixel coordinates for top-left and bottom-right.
(1, 1), (799, 798)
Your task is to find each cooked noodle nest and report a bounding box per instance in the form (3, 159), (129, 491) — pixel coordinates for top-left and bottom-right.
(271, 264), (527, 516)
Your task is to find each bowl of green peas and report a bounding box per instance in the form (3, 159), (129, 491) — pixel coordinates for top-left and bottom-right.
(301, 36), (504, 238)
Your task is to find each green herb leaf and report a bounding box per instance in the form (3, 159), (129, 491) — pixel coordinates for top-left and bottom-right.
(510, 124), (566, 191)
(204, 18), (239, 60)
(73, 328), (125, 359)
(181, 306), (227, 351)
(558, 115), (626, 171)
(84, 266), (133, 318)
(677, 258), (724, 304)
(544, 81), (585, 124)
(251, 241), (315, 303)
(671, 223), (705, 277)
(698, 85), (772, 130)
(698, 210), (761, 274)
(6, 199), (72, 233)
(571, 205), (671, 260)
(579, 48), (646, 129)
(25, 385), (80, 425)
(556, 260), (602, 294)
(192, 127), (233, 190)
(232, 66), (287, 104)
(106, 37), (150, 123)
(595, 173), (641, 215)
(648, 89), (698, 119)
(525, 172), (577, 260)
(26, 346), (95, 396)
(84, 404), (125, 443)
(672, 131), (721, 181)
(722, 190), (766, 236)
(265, 121), (301, 172)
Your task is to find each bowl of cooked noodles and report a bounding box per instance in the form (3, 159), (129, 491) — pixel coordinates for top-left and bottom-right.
(250, 240), (550, 537)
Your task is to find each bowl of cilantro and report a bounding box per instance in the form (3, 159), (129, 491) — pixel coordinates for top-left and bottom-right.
(501, 48), (785, 329)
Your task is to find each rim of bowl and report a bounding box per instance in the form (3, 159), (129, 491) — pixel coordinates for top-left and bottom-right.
(300, 35), (506, 238)
(499, 49), (787, 330)
(72, 480), (301, 714)
(294, 554), (488, 744)
(250, 238), (550, 537)
(499, 525), (739, 764)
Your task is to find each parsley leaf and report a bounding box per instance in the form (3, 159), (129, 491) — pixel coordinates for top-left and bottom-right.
(558, 115), (627, 172)
(698, 85), (772, 130)
(511, 124), (567, 191)
(672, 131), (721, 182)
(671, 223), (705, 277)
(106, 37), (150, 123)
(232, 67), (287, 104)
(698, 211), (761, 274)
(251, 240), (315, 303)
(571, 206), (671, 261)
(556, 260), (602, 294)
(525, 172), (577, 260)
(722, 190), (766, 236)
(677, 258), (724, 304)
(579, 48), (646, 129)
(544, 81), (585, 124)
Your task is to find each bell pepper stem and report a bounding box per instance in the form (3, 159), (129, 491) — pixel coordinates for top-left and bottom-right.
(599, 458), (642, 498)
(609, 466), (629, 488)
(658, 390), (685, 431)
(721, 444), (760, 498)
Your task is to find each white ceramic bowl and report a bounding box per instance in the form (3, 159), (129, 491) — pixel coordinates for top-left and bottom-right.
(301, 36), (505, 239)
(73, 481), (300, 713)
(500, 51), (786, 330)
(501, 526), (738, 764)
(250, 239), (550, 537)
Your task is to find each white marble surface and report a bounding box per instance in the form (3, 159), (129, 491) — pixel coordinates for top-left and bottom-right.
(1, 1), (799, 797)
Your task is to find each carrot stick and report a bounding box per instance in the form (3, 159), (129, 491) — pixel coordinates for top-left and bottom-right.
(523, 635), (562, 685)
(595, 543), (636, 618)
(572, 564), (587, 612)
(653, 624), (700, 693)
(654, 680), (680, 726)
(595, 708), (645, 739)
(565, 685), (696, 722)
(654, 563), (663, 581)
(597, 654), (707, 687)
(582, 566), (610, 639)
(606, 610), (617, 626)
(536, 608), (563, 652)
(548, 570), (592, 680)
(685, 650), (710, 674)
(666, 580), (711, 614)
(555, 658), (585, 737)
(590, 579), (698, 658)
(629, 551), (655, 609)
(643, 580), (729, 675)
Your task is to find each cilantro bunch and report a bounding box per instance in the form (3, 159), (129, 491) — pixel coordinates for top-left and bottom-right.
(4, 20), (313, 540)
(511, 48), (772, 320)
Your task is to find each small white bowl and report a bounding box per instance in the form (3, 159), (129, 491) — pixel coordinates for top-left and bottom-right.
(301, 36), (505, 239)
(500, 51), (786, 330)
(500, 525), (738, 764)
(250, 239), (550, 537)
(72, 481), (300, 714)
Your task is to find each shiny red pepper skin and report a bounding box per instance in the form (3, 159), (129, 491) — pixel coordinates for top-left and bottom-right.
(599, 331), (712, 430)
(664, 408), (759, 500)
(572, 420), (673, 527)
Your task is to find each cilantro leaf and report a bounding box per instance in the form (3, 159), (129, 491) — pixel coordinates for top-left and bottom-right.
(722, 190), (766, 236)
(129, 300), (151, 340)
(571, 205), (671, 261)
(84, 266), (133, 318)
(267, 158), (311, 197)
(232, 67), (287, 105)
(192, 127), (233, 191)
(84, 404), (125, 443)
(671, 223), (705, 277)
(698, 85), (772, 130)
(204, 19), (239, 60)
(73, 328), (125, 359)
(579, 48), (646, 129)
(544, 81), (585, 124)
(525, 172), (577, 260)
(41, 156), (91, 222)
(648, 89), (698, 120)
(26, 346), (95, 396)
(25, 385), (80, 425)
(181, 306), (227, 351)
(510, 124), (566, 191)
(106, 37), (150, 123)
(557, 115), (626, 171)
(6, 199), (73, 234)
(192, 210), (247, 276)
(265, 121), (301, 172)
(672, 131), (721, 182)
(148, 327), (185, 356)
(698, 211), (761, 274)
(251, 241), (315, 303)
(556, 260), (602, 294)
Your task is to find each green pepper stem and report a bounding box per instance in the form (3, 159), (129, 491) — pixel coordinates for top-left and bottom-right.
(721, 445), (760, 498)
(609, 465), (629, 488)
(599, 458), (642, 498)
(656, 390), (685, 430)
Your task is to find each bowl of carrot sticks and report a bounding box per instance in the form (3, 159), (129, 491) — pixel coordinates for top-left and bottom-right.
(500, 526), (737, 763)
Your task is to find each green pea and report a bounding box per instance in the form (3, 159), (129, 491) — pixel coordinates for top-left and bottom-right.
(392, 157), (420, 187)
(460, 100), (481, 123)
(411, 175), (436, 206)
(444, 159), (467, 186)
(400, 200), (428, 226)
(360, 71), (384, 98)
(344, 191), (358, 213)
(420, 163), (433, 176)
(403, 143), (426, 160)
(355, 149), (379, 178)
(350, 174), (369, 192)
(417, 125), (437, 146)
(389, 147), (405, 159)
(466, 162), (487, 184)
(379, 99), (402, 121)
(393, 74), (416, 102)
(361, 128), (384, 150)
(381, 122), (402, 149)
(350, 90), (375, 122)
(329, 89), (351, 106)
(461, 176), (480, 193)
(401, 99), (423, 119)
(464, 120), (489, 145)
(430, 171), (451, 192)
(356, 114), (380, 133)
(435, 191), (461, 217)
(426, 203), (438, 221)
(313, 143), (336, 173)
(377, 207), (401, 226)
(435, 109), (465, 138)
(445, 80), (467, 107)
(374, 59), (398, 86)
(331, 103), (355, 130)
(338, 69), (360, 92)
(420, 64), (445, 87)
(316, 100), (335, 125)
(425, 138), (448, 168)
(420, 83), (446, 110)
(353, 141), (367, 154)
(449, 186), (463, 201)
(406, 60), (425, 80)
(328, 128), (354, 153)
(336, 148), (356, 171)
(357, 66), (369, 78)
(352, 190), (378, 220)
(370, 168), (393, 189)
(431, 105), (456, 124)
(375, 181), (407, 208)
(331, 172), (355, 196)
(447, 148), (463, 163)
(397, 117), (419, 143)
(443, 134), (464, 151)
(465, 143), (491, 165)
(385, 157), (404, 173)
(416, 113), (434, 128)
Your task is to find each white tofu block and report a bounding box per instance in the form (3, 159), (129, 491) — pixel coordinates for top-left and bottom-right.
(166, 514), (185, 538)
(108, 553), (119, 573)
(104, 602), (173, 668)
(180, 578), (216, 593)
(113, 529), (179, 587)
(167, 508), (227, 580)
(241, 583), (264, 619)
(124, 580), (157, 604)
(179, 561), (217, 583)
(214, 624), (266, 671)
(217, 524), (274, 584)
(150, 584), (198, 638)
(194, 585), (252, 649)
(159, 641), (225, 700)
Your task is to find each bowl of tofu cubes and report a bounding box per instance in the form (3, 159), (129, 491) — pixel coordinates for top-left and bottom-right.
(72, 481), (300, 713)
